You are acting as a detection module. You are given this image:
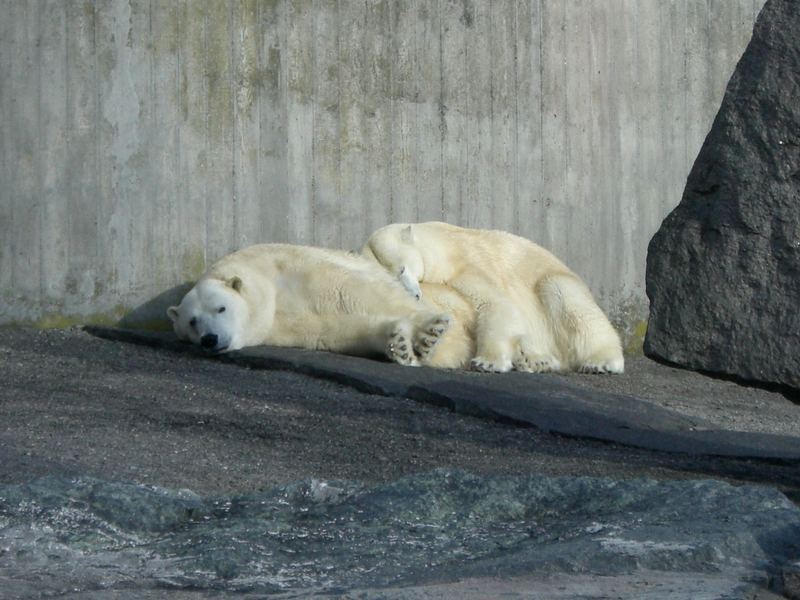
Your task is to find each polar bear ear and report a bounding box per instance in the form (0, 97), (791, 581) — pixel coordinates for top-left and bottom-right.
(227, 276), (243, 293)
(400, 225), (414, 243)
(167, 306), (180, 323)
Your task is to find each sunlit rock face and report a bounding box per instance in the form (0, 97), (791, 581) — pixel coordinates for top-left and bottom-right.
(645, 0), (800, 390)
(1, 470), (799, 597)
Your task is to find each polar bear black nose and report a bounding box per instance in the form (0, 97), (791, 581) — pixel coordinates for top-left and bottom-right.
(200, 333), (218, 349)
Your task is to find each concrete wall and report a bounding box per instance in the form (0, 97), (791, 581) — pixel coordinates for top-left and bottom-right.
(0, 0), (764, 346)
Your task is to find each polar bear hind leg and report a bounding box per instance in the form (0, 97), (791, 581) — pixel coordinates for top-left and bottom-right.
(412, 313), (452, 361)
(536, 274), (624, 374)
(385, 311), (452, 367)
(385, 319), (419, 366)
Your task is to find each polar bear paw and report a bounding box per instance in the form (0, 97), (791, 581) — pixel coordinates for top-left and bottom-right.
(386, 323), (420, 367)
(470, 356), (513, 373)
(413, 314), (452, 360)
(512, 349), (561, 374)
(577, 357), (624, 374)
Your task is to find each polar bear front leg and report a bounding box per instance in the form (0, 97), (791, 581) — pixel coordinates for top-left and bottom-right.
(469, 303), (522, 373)
(272, 313), (420, 366)
(512, 335), (562, 373)
(576, 352), (625, 374)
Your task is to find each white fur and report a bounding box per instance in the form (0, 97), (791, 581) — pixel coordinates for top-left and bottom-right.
(361, 222), (624, 374)
(167, 243), (476, 369)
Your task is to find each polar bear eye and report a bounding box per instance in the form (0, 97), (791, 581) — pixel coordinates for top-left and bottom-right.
(218, 306), (226, 314)
(189, 317), (197, 328)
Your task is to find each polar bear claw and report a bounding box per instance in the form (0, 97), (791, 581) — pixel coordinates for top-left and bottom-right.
(470, 356), (513, 373)
(387, 324), (420, 367)
(413, 313), (452, 360)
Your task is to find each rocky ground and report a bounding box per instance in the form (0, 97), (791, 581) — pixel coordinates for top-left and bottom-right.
(1, 326), (798, 599)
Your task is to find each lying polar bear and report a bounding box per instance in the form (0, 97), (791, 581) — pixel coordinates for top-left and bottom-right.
(167, 244), (476, 369)
(361, 222), (624, 374)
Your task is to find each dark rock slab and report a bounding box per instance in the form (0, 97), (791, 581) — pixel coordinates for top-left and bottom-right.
(645, 0), (800, 389)
(85, 326), (800, 460)
(1, 471), (798, 598)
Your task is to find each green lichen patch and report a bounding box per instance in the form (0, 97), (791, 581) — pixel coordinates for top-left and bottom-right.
(182, 247), (207, 280)
(624, 320), (648, 356)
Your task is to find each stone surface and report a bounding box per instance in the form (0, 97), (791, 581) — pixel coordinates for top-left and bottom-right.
(785, 562), (800, 600)
(645, 0), (800, 389)
(3, 325), (799, 599)
(1, 471), (798, 598)
(86, 326), (800, 461)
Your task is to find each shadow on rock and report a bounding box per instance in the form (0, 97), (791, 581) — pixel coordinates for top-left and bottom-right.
(117, 282), (194, 331)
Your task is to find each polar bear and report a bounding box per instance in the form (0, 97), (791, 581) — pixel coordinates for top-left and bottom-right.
(361, 222), (624, 374)
(167, 243), (476, 369)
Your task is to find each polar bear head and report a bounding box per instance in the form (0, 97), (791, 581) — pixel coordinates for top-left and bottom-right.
(167, 277), (250, 353)
(363, 224), (425, 300)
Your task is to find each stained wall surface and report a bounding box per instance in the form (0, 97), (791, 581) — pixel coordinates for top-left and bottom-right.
(0, 0), (765, 344)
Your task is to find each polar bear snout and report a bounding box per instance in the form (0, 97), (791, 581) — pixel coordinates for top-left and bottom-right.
(398, 266), (423, 301)
(200, 333), (219, 350)
(199, 331), (231, 353)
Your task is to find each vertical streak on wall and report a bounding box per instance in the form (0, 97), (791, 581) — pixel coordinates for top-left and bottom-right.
(150, 0), (179, 286)
(363, 0), (393, 235)
(539, 0), (564, 252)
(619, 0), (639, 301)
(563, 0), (588, 276)
(684, 0), (708, 192)
(440, 0), (467, 226)
(94, 0), (112, 298)
(260, 0), (290, 245)
(490, 0), (516, 230)
(655, 2), (686, 245)
(176, 0), (209, 277)
(464, 0), (492, 228)
(0, 1), (12, 309)
(204, 1), (234, 261)
(631, 1), (657, 301)
(415, 1), (442, 223)
(39, 1), (68, 305)
(9, 2), (43, 314)
(286, 0), (314, 243)
(514, 0), (543, 242)
(337, 0), (365, 243)
(130, 0), (152, 297)
(390, 0), (418, 224)
(99, 0), (146, 304)
(233, 0), (262, 249)
(313, 0), (341, 248)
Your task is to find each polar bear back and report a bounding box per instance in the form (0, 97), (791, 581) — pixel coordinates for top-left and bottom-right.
(366, 222), (576, 290)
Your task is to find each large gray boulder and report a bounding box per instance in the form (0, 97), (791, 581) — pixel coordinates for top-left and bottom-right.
(645, 0), (800, 389)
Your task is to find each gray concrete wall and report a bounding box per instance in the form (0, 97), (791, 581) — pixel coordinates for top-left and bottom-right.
(0, 0), (764, 346)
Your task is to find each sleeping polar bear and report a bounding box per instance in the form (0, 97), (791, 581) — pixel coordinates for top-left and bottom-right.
(167, 244), (476, 369)
(361, 222), (624, 374)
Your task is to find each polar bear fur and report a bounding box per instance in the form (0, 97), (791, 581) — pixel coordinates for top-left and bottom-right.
(361, 222), (624, 374)
(167, 244), (476, 369)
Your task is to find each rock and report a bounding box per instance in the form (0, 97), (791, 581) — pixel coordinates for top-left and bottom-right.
(785, 562), (800, 600)
(644, 0), (800, 389)
(1, 471), (799, 597)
